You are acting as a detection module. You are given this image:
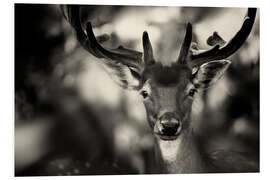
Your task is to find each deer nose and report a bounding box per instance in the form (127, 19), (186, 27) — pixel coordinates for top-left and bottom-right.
(158, 112), (181, 136)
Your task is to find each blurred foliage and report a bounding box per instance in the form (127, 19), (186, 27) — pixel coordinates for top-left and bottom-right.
(15, 4), (259, 175)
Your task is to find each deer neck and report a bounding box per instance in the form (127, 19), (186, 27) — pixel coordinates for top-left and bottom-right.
(153, 129), (206, 173)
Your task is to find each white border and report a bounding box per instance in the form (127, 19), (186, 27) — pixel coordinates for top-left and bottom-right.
(10, 0), (260, 7)
(1, 0), (269, 180)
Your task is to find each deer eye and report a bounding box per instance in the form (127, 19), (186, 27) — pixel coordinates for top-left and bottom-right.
(188, 88), (197, 97)
(140, 90), (149, 99)
(140, 79), (151, 99)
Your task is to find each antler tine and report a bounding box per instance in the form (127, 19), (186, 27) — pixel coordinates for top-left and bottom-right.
(143, 31), (155, 66)
(85, 22), (143, 69)
(61, 5), (143, 71)
(190, 8), (257, 67)
(177, 22), (192, 64)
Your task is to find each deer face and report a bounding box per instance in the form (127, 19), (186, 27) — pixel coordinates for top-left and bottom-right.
(139, 63), (194, 140)
(135, 29), (233, 141)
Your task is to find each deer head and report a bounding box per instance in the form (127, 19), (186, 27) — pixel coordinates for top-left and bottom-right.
(62, 6), (256, 158)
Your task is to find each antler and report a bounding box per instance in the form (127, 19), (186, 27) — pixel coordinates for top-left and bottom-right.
(61, 5), (144, 72)
(189, 8), (257, 67)
(142, 31), (155, 65)
(177, 22), (193, 64)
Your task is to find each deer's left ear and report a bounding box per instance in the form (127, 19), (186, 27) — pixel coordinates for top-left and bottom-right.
(191, 60), (231, 90)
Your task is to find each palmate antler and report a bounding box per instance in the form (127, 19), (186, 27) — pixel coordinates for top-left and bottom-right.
(61, 5), (144, 74)
(188, 8), (257, 67)
(61, 5), (256, 76)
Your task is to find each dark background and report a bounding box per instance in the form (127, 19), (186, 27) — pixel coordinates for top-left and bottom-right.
(15, 4), (259, 175)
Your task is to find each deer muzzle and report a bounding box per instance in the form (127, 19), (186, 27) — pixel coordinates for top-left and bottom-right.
(154, 112), (182, 140)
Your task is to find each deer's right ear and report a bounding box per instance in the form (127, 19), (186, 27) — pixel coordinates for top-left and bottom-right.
(191, 60), (231, 90)
(98, 59), (142, 90)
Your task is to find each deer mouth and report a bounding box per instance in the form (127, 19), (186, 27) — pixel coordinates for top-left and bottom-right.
(153, 118), (182, 141)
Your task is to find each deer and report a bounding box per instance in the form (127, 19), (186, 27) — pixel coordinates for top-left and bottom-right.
(61, 6), (258, 174)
